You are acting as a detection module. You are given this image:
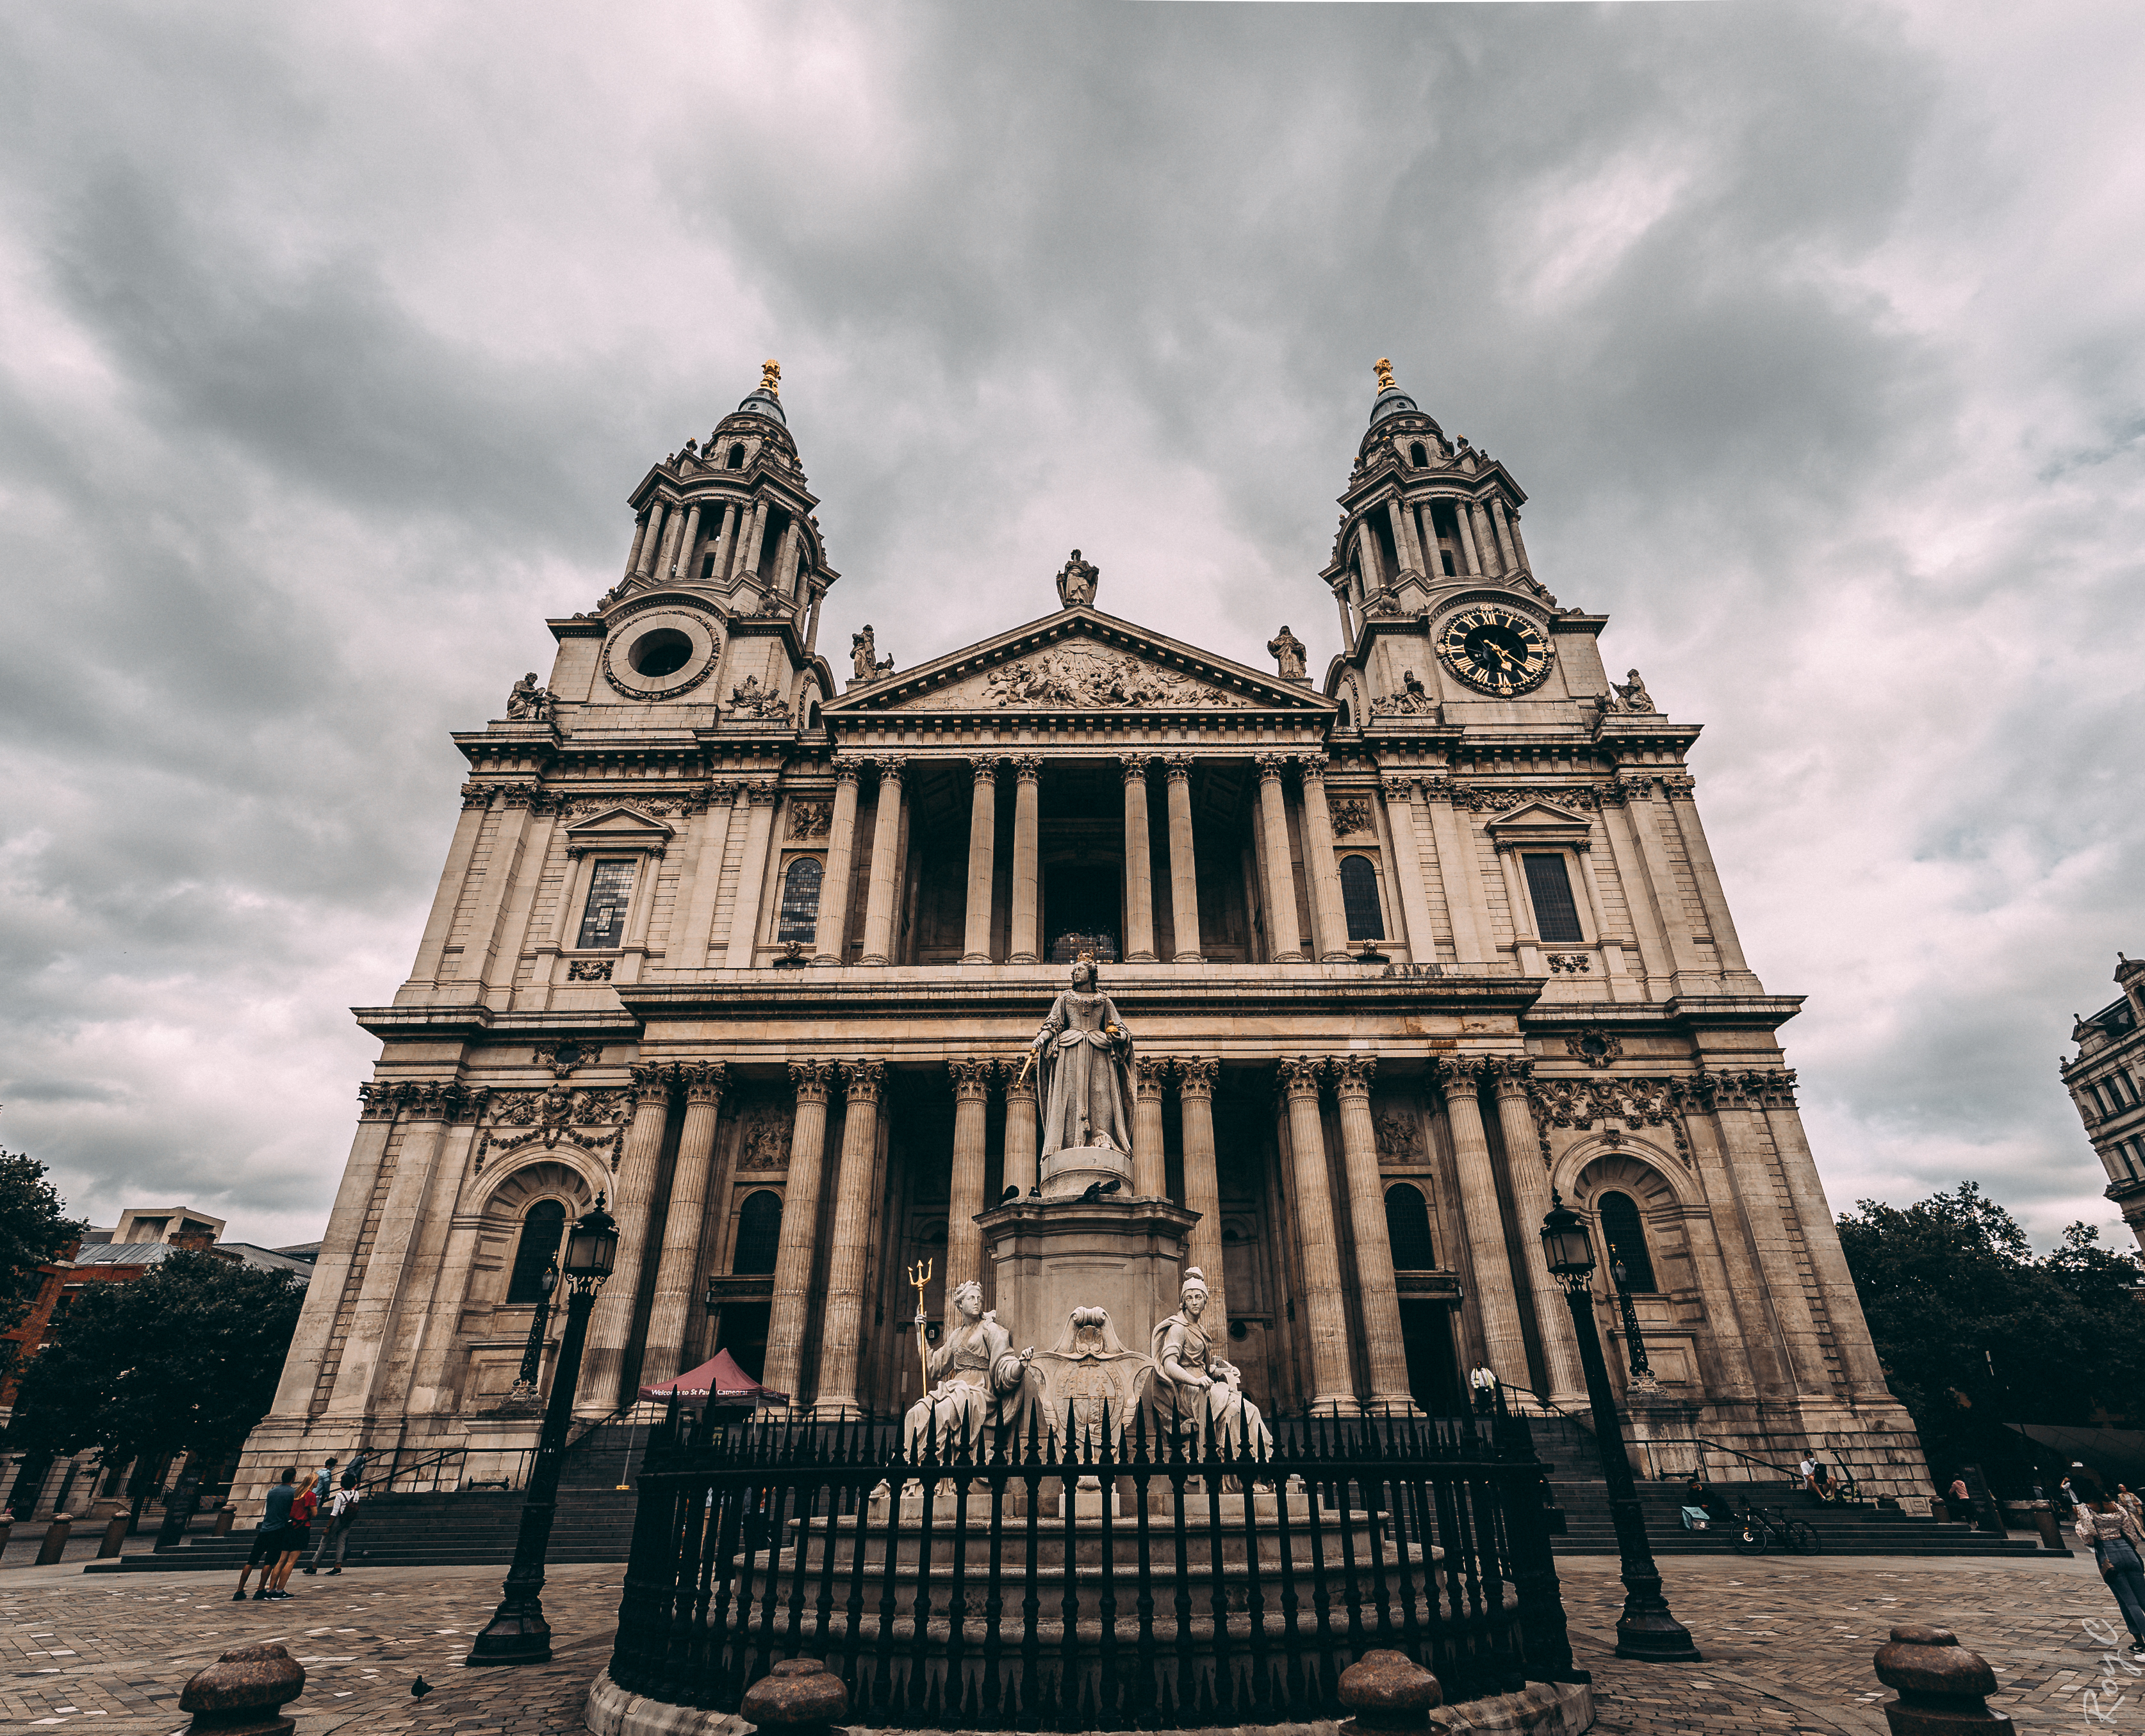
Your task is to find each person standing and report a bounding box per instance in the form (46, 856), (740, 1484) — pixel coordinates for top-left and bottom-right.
(2076, 1495), (2145, 1656)
(265, 1480), (316, 1599)
(234, 1470), (297, 1601)
(310, 1456), (338, 1505)
(2117, 1484), (2144, 1525)
(307, 1480), (363, 1575)
(1468, 1364), (1498, 1416)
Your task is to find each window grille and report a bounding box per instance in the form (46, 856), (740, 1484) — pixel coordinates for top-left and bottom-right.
(1521, 853), (1584, 944)
(1339, 856), (1385, 941)
(733, 1191), (783, 1275)
(577, 860), (636, 949)
(1385, 1184), (1436, 1270)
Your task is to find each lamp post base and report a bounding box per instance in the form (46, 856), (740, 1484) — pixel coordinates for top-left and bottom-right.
(1615, 1598), (1703, 1662)
(464, 1596), (552, 1666)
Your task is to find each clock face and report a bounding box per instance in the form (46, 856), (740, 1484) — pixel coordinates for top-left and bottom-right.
(1436, 605), (1553, 695)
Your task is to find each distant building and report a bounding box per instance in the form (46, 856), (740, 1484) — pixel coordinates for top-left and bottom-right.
(1, 1206), (316, 1523)
(2064, 954), (2145, 1253)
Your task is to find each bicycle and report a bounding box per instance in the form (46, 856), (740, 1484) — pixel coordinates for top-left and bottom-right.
(1731, 1502), (1821, 1555)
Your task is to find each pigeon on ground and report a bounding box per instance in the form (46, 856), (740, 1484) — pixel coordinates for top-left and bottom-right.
(411, 1675), (432, 1698)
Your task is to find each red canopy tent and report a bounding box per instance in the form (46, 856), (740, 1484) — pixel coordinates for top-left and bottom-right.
(639, 1348), (789, 1407)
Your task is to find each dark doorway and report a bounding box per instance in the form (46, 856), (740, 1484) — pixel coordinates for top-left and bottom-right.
(717, 1302), (771, 1384)
(1043, 860), (1121, 962)
(1399, 1300), (1462, 1413)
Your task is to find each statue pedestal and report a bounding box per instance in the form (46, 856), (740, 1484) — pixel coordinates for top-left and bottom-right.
(1037, 1142), (1133, 1200)
(979, 1194), (1197, 1438)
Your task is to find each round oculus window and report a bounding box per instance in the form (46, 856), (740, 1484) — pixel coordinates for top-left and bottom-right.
(602, 609), (718, 700)
(629, 628), (693, 678)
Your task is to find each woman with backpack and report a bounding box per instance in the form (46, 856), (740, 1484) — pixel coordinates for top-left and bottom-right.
(2075, 1494), (2145, 1656)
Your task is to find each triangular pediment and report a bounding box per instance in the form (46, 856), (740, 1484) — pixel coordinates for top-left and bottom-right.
(825, 608), (1333, 717)
(563, 807), (676, 851)
(1483, 800), (1593, 841)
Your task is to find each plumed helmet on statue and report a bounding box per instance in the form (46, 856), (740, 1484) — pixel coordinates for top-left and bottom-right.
(1181, 1266), (1210, 1300)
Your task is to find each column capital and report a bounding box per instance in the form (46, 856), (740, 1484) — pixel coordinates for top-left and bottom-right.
(745, 780), (780, 806)
(1298, 753), (1331, 782)
(1175, 1056), (1219, 1098)
(357, 1081), (397, 1119)
(1003, 1061), (1039, 1102)
(1133, 1053), (1170, 1097)
(1660, 771), (1697, 796)
(949, 1057), (995, 1099)
(789, 1060), (836, 1102)
(1487, 1054), (1534, 1097)
(969, 755), (1001, 783)
(1433, 1055), (1491, 1094)
(629, 1062), (675, 1099)
(1119, 753), (1153, 783)
(1332, 1055), (1377, 1097)
(1381, 774), (1420, 802)
(839, 1059), (886, 1102)
(1255, 752), (1290, 782)
(830, 759), (864, 787)
(681, 1060), (728, 1105)
(873, 756), (908, 784)
(1163, 755), (1194, 783)
(1012, 754), (1042, 783)
(1276, 1054), (1325, 1099)
(460, 781), (493, 810)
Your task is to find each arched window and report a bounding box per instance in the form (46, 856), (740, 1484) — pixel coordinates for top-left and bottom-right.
(1336, 700), (1352, 732)
(726, 443), (746, 469)
(1339, 855), (1385, 940)
(1385, 1184), (1436, 1270)
(506, 1199), (566, 1303)
(777, 856), (823, 943)
(1598, 1190), (1657, 1293)
(1409, 441), (1429, 466)
(733, 1191), (782, 1275)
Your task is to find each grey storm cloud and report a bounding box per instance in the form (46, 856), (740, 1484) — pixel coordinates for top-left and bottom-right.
(1, 0), (2140, 1246)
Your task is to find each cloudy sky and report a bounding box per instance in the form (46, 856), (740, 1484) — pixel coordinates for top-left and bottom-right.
(1, 1), (2140, 1250)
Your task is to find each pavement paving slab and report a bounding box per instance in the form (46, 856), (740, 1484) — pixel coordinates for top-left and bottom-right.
(0, 1549), (2130, 1734)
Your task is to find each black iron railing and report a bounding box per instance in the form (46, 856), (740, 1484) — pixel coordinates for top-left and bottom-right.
(608, 1404), (1581, 1728)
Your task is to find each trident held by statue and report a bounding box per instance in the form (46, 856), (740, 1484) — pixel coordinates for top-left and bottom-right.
(907, 1257), (932, 1393)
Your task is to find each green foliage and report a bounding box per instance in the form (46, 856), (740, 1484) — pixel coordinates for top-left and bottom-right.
(6, 1251), (303, 1469)
(1838, 1183), (2145, 1488)
(0, 1151), (84, 1334)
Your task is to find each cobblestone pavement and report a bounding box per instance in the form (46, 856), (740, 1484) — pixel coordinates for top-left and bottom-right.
(0, 1550), (2133, 1733)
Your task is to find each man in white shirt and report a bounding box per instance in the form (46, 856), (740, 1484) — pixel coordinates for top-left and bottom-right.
(305, 1483), (363, 1576)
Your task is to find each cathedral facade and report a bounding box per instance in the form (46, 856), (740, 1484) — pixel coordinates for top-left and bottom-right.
(239, 362), (1929, 1500)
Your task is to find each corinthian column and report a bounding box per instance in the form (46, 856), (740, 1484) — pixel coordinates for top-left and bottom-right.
(1331, 1058), (1415, 1413)
(669, 502), (702, 581)
(1488, 1058), (1587, 1405)
(1163, 757), (1202, 962)
(1121, 756), (1156, 962)
(1176, 1060), (1225, 1331)
(946, 1059), (993, 1295)
(1131, 1054), (1169, 1199)
(761, 1062), (834, 1408)
(1278, 1057), (1358, 1413)
(1297, 755), (1352, 960)
(1008, 756), (1042, 963)
(859, 759), (907, 965)
(813, 762), (862, 965)
(639, 1061), (727, 1388)
(1437, 1059), (1530, 1386)
(962, 758), (998, 964)
(1003, 1063), (1040, 1196)
(1256, 755), (1306, 963)
(633, 502), (666, 579)
(580, 1066), (675, 1410)
(812, 1061), (885, 1417)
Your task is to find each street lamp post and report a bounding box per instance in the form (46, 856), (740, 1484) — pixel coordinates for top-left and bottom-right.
(1540, 1191), (1700, 1662)
(1609, 1258), (1657, 1393)
(467, 1197), (619, 1666)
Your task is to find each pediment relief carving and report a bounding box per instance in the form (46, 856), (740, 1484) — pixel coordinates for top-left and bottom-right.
(1484, 799), (1593, 835)
(563, 806), (676, 855)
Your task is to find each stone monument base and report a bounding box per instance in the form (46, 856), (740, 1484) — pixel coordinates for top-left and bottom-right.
(1037, 1141), (1134, 1200)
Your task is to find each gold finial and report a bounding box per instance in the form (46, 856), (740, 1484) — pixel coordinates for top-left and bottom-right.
(1374, 357), (1397, 393)
(760, 358), (781, 396)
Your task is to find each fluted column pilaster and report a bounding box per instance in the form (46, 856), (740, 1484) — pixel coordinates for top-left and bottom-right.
(1003, 1065), (1040, 1197)
(1008, 757), (1041, 963)
(1256, 755), (1305, 963)
(1332, 1057), (1415, 1413)
(1488, 1058), (1587, 1405)
(812, 1061), (885, 1417)
(962, 758), (998, 964)
(1438, 1060), (1530, 1386)
(1131, 1054), (1169, 1199)
(946, 1059), (994, 1297)
(639, 1061), (727, 1388)
(859, 760), (907, 965)
(1163, 757), (1202, 962)
(1176, 1059), (1225, 1331)
(813, 762), (862, 965)
(1298, 755), (1351, 960)
(1121, 756), (1156, 962)
(580, 1067), (676, 1409)
(1279, 1057), (1358, 1413)
(761, 1062), (834, 1409)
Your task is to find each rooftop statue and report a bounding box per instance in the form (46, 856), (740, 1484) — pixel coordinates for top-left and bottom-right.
(1028, 959), (1135, 1160)
(1055, 548), (1099, 609)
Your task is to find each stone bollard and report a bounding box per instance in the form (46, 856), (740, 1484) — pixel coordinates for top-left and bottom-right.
(36, 1513), (74, 1565)
(177, 1642), (307, 1735)
(1873, 1625), (2014, 1736)
(99, 1512), (131, 1557)
(213, 1505), (237, 1536)
(741, 1658), (850, 1736)
(1338, 1648), (1447, 1736)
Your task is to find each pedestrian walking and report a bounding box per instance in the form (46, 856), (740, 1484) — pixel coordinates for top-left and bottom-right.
(2076, 1496), (2145, 1655)
(306, 1480), (363, 1575)
(234, 1469), (297, 1601)
(2117, 1484), (2144, 1525)
(311, 1456), (338, 1504)
(2058, 1475), (2080, 1518)
(341, 1450), (367, 1490)
(1468, 1364), (1498, 1416)
(266, 1482), (316, 1598)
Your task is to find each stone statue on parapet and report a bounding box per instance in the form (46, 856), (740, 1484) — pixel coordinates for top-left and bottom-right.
(900, 1279), (1042, 1461)
(1055, 548), (1099, 609)
(505, 673), (551, 721)
(1267, 624), (1308, 683)
(1614, 667), (1657, 712)
(1137, 1266), (1270, 1459)
(850, 625), (894, 684)
(1029, 958), (1135, 1159)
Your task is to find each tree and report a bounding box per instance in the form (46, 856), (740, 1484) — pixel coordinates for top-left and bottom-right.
(6, 1252), (304, 1484)
(1838, 1182), (2145, 1490)
(0, 1150), (83, 1334)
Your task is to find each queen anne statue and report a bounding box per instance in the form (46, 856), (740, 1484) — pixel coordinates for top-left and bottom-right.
(1137, 1266), (1270, 1458)
(1029, 958), (1135, 1158)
